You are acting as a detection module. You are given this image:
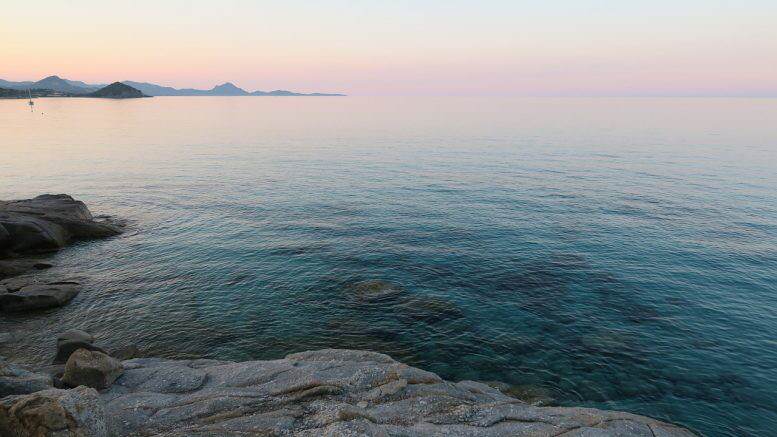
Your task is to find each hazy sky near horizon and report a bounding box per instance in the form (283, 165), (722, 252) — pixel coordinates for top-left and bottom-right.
(2, 0), (776, 96)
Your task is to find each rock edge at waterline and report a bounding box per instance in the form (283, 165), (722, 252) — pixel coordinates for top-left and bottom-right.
(0, 194), (123, 311)
(0, 348), (697, 437)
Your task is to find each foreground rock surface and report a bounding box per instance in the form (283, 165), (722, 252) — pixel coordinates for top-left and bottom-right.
(99, 349), (695, 436)
(0, 386), (107, 437)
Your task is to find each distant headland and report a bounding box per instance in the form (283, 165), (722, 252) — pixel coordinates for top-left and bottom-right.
(0, 75), (345, 99)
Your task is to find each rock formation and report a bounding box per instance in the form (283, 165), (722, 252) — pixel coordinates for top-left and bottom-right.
(0, 194), (122, 258)
(87, 82), (148, 99)
(0, 196), (698, 436)
(0, 194), (122, 312)
(0, 345), (698, 435)
(97, 349), (695, 436)
(61, 349), (123, 390)
(54, 330), (108, 365)
(0, 280), (81, 312)
(0, 386), (108, 437)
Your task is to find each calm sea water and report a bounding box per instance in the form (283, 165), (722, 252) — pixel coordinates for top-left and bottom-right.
(1, 97), (776, 436)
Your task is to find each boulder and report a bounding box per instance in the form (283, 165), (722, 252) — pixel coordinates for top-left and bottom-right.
(0, 281), (80, 312)
(0, 194), (122, 257)
(54, 330), (106, 364)
(0, 358), (53, 397)
(0, 386), (108, 437)
(0, 213), (68, 254)
(58, 329), (95, 345)
(61, 349), (123, 390)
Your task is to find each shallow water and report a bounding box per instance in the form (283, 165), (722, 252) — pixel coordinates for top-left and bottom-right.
(1, 96), (776, 436)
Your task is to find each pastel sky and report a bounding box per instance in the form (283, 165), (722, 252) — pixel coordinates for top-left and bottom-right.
(2, 0), (776, 96)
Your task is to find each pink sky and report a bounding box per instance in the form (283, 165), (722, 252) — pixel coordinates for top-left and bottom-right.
(2, 0), (776, 96)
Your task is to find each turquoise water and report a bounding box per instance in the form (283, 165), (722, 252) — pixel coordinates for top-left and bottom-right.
(1, 97), (776, 436)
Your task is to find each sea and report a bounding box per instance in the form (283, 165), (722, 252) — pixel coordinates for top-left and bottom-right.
(1, 96), (776, 436)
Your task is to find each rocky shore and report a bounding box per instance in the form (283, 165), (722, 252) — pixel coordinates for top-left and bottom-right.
(1, 194), (123, 312)
(0, 195), (697, 436)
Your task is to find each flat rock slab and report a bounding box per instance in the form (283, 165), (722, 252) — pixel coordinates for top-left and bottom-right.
(0, 357), (53, 397)
(101, 348), (697, 437)
(0, 280), (80, 312)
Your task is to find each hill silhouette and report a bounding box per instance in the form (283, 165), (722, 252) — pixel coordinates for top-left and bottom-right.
(88, 82), (148, 99)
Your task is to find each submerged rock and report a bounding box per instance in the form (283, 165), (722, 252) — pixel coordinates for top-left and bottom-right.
(98, 348), (696, 436)
(62, 349), (124, 390)
(401, 296), (465, 323)
(0, 386), (108, 437)
(348, 280), (406, 302)
(0, 280), (81, 312)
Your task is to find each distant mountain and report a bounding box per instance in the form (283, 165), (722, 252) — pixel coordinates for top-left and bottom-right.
(250, 89), (344, 96)
(0, 76), (100, 94)
(121, 81), (189, 96)
(124, 80), (342, 96)
(87, 82), (148, 99)
(0, 79), (33, 90)
(211, 82), (249, 95)
(1, 75), (344, 97)
(34, 76), (98, 94)
(63, 78), (106, 89)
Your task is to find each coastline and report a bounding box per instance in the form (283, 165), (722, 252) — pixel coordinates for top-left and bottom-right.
(1, 195), (697, 436)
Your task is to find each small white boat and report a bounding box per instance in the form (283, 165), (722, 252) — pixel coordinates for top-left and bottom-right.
(28, 89), (34, 111)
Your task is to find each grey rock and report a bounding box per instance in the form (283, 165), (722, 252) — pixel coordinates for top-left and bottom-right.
(58, 329), (95, 345)
(0, 260), (47, 279)
(0, 213), (68, 254)
(0, 280), (80, 312)
(98, 348), (696, 436)
(62, 349), (124, 390)
(0, 386), (108, 437)
(0, 194), (121, 260)
(54, 329), (106, 364)
(1, 276), (40, 292)
(0, 357), (53, 396)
